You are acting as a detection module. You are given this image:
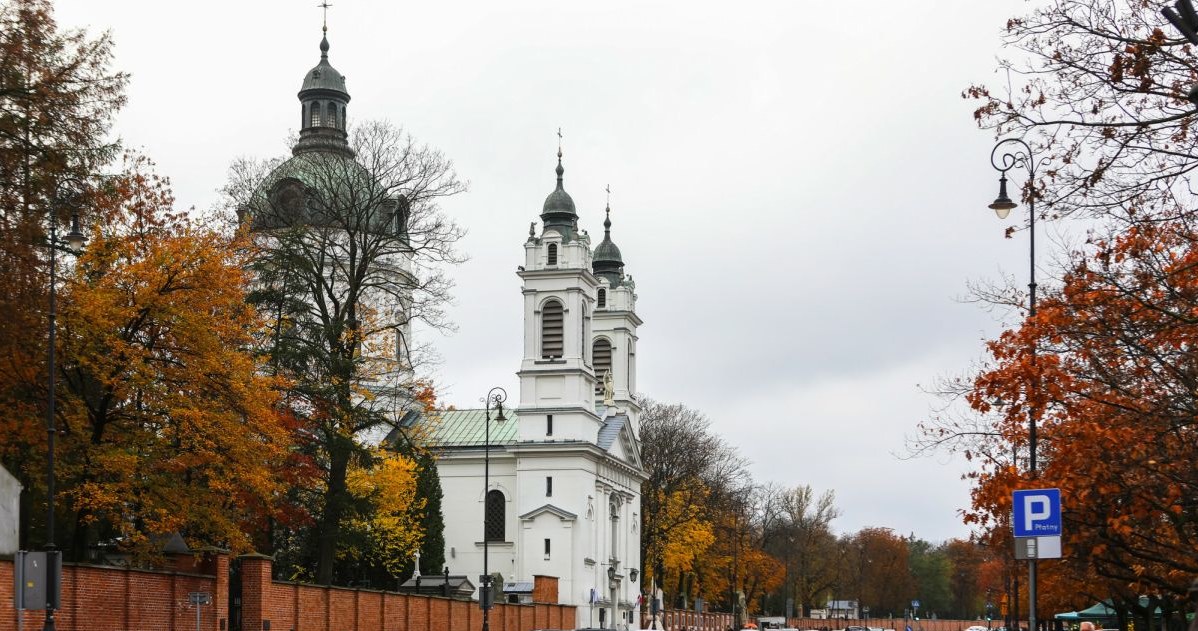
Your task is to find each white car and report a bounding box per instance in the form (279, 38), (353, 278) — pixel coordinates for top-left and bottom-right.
(965, 626), (991, 631)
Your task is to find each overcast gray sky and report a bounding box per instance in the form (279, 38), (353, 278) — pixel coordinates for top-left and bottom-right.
(54, 0), (1040, 544)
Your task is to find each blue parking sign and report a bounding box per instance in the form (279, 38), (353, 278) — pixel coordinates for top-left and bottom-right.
(1013, 488), (1061, 537)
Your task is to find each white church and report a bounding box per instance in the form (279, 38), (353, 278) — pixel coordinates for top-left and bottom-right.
(254, 19), (648, 629)
(406, 148), (647, 629)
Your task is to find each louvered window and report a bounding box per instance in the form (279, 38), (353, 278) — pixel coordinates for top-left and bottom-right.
(541, 300), (564, 358)
(597, 288), (606, 308)
(593, 338), (612, 393)
(485, 490), (505, 542)
(310, 102), (321, 127)
(327, 103), (338, 128)
(547, 243), (558, 266)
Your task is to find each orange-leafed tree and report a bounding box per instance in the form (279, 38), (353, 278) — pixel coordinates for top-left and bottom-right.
(0, 0), (127, 533)
(851, 527), (915, 618)
(50, 157), (291, 560)
(966, 219), (1198, 610)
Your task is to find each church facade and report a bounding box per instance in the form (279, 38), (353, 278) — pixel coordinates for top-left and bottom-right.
(414, 149), (647, 629)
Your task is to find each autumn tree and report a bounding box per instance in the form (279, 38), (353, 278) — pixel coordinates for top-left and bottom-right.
(0, 0), (127, 546)
(850, 528), (915, 619)
(225, 120), (464, 585)
(966, 219), (1198, 609)
(638, 399), (749, 609)
(966, 0), (1198, 223)
(916, 0), (1198, 619)
(31, 156), (290, 560)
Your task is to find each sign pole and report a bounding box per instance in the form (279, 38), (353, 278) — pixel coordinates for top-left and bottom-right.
(1028, 564), (1036, 631)
(1012, 489), (1062, 631)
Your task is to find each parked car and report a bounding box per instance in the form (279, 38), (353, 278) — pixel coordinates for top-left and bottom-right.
(966, 625), (991, 631)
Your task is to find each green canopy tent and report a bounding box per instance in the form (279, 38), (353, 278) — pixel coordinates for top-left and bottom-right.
(1054, 602), (1118, 623)
(1054, 600), (1169, 626)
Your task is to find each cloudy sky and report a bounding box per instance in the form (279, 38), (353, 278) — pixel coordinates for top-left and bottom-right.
(53, 0), (1044, 544)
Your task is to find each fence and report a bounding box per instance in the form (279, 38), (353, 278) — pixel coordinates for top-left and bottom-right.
(0, 553), (575, 631)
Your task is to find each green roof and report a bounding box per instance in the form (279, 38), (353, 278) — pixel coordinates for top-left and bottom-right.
(422, 409), (519, 447)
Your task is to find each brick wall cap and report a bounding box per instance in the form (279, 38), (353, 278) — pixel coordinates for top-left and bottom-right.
(237, 552), (275, 560)
(64, 560), (217, 578)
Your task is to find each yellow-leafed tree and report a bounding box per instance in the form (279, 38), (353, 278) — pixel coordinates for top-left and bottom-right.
(343, 448), (425, 577)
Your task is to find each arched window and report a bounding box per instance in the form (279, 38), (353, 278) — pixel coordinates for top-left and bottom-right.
(309, 102), (321, 127)
(327, 102), (338, 128)
(541, 300), (564, 359)
(597, 288), (607, 308)
(593, 338), (612, 393)
(485, 490), (505, 541)
(547, 243), (558, 266)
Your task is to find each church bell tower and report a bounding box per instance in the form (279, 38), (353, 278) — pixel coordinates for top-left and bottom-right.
(516, 144), (602, 441)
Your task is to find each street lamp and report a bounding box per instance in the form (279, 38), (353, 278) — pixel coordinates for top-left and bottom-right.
(987, 137), (1043, 631)
(481, 386), (507, 631)
(43, 182), (87, 631)
(607, 560), (620, 630)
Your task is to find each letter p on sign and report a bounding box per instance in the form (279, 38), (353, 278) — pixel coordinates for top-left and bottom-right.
(1012, 488), (1061, 537)
(1024, 495), (1050, 531)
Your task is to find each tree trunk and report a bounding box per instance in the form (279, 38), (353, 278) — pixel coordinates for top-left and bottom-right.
(316, 443), (350, 585)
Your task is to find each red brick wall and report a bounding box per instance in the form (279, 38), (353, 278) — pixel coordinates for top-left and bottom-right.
(241, 555), (576, 631)
(532, 575), (559, 604)
(242, 582), (575, 631)
(2, 555), (575, 631)
(789, 618), (990, 631)
(0, 556), (224, 631)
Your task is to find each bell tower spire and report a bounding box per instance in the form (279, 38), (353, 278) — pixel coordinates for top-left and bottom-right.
(294, 5), (353, 158)
(541, 128), (579, 240)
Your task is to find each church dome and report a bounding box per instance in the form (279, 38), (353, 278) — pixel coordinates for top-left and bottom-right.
(592, 206), (625, 285)
(594, 228), (622, 263)
(300, 35), (348, 96)
(247, 151), (391, 232)
(540, 151), (579, 237)
(542, 186), (576, 217)
(593, 234), (622, 265)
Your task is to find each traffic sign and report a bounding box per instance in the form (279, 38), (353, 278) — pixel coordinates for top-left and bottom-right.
(912, 600), (920, 609)
(1012, 488), (1061, 537)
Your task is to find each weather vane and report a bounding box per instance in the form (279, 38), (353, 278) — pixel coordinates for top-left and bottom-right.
(318, 1), (332, 30)
(606, 184), (611, 208)
(557, 127), (563, 153)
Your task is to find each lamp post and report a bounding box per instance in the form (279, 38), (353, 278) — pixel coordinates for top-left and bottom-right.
(607, 561), (620, 630)
(43, 183), (87, 631)
(987, 137), (1043, 631)
(481, 387), (507, 631)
